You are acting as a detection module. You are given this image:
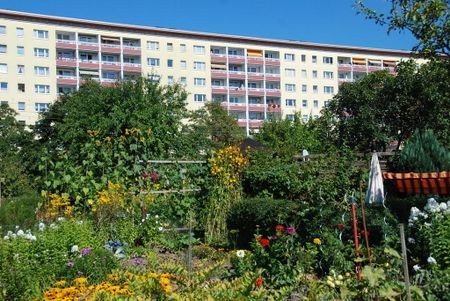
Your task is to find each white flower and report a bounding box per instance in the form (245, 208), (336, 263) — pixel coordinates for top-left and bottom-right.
(15, 225), (19, 229)
(71, 245), (79, 253)
(141, 219), (145, 223)
(3, 235), (9, 240)
(425, 198), (439, 213)
(424, 222), (431, 227)
(427, 256), (437, 265)
(413, 264), (421, 271)
(56, 217), (65, 222)
(50, 223), (56, 228)
(16, 230), (25, 237)
(155, 215), (159, 219)
(236, 250), (245, 258)
(408, 238), (415, 244)
(158, 226), (163, 232)
(38, 223), (46, 231)
(439, 202), (447, 211)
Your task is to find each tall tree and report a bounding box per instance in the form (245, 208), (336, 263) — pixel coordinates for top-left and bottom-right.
(356, 0), (450, 57)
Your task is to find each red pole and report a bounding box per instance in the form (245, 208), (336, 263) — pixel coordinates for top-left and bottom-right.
(351, 196), (362, 280)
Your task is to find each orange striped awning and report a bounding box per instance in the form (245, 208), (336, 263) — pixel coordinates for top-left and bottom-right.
(247, 49), (263, 57)
(352, 58), (366, 65)
(383, 172), (450, 195)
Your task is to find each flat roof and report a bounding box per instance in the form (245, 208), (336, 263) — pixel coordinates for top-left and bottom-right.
(0, 9), (413, 57)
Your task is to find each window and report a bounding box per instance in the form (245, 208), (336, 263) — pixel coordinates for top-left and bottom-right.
(35, 66), (50, 76)
(302, 84), (307, 93)
(35, 84), (50, 94)
(301, 54), (306, 62)
(17, 65), (24, 74)
(312, 70), (318, 78)
(194, 94), (206, 102)
(34, 30), (49, 39)
(148, 74), (160, 82)
(34, 48), (49, 57)
(167, 59), (173, 68)
(180, 44), (186, 52)
(286, 114), (295, 121)
(180, 60), (187, 69)
(302, 115), (309, 122)
(0, 64), (7, 73)
(194, 78), (206, 86)
(16, 46), (24, 56)
(285, 84), (296, 92)
(285, 99), (296, 107)
(167, 43), (173, 51)
(57, 33), (71, 40)
(313, 85), (318, 93)
(302, 99), (308, 107)
(0, 82), (7, 91)
(16, 27), (24, 37)
(324, 100), (330, 107)
(35, 102), (50, 112)
(167, 76), (174, 84)
(180, 77), (187, 85)
(0, 45), (6, 54)
(147, 41), (159, 50)
(148, 58), (160, 66)
(323, 71), (334, 79)
(18, 83), (25, 92)
(314, 100), (319, 108)
(0, 101), (8, 106)
(324, 86), (334, 94)
(0, 26), (5, 35)
(312, 55), (317, 63)
(18, 102), (25, 112)
(284, 53), (295, 62)
(285, 68), (295, 77)
(301, 69), (307, 78)
(193, 61), (206, 70)
(193, 45), (205, 54)
(323, 56), (333, 64)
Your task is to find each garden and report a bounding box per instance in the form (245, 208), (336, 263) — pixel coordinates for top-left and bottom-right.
(0, 58), (449, 301)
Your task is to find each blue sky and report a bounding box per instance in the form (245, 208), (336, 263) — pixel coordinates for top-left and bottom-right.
(0, 0), (417, 51)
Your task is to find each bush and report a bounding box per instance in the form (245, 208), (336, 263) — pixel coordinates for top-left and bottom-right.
(0, 191), (40, 231)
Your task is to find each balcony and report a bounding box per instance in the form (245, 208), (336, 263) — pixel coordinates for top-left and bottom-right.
(265, 73), (281, 81)
(56, 57), (77, 67)
(247, 56), (264, 65)
(352, 64), (368, 72)
(266, 88), (281, 97)
(228, 55), (245, 63)
(229, 87), (246, 95)
(228, 70), (246, 79)
(56, 75), (77, 85)
(100, 78), (117, 86)
(248, 103), (265, 111)
(79, 60), (99, 69)
(247, 72), (264, 80)
(224, 102), (247, 111)
(123, 62), (142, 72)
(211, 69), (228, 78)
(78, 41), (99, 51)
(337, 64), (353, 71)
(212, 86), (228, 94)
(265, 58), (280, 66)
(368, 65), (383, 72)
(101, 43), (121, 53)
(267, 104), (282, 112)
(247, 87), (265, 96)
(123, 45), (141, 55)
(56, 39), (77, 49)
(338, 78), (353, 84)
(211, 53), (227, 63)
(248, 119), (264, 127)
(101, 61), (121, 70)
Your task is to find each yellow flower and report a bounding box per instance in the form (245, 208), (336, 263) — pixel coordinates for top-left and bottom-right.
(313, 238), (321, 245)
(140, 137), (145, 142)
(74, 277), (88, 286)
(55, 280), (66, 286)
(159, 277), (170, 286)
(163, 285), (172, 293)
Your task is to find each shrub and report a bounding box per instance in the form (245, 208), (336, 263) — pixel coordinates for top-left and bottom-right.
(0, 191), (40, 230)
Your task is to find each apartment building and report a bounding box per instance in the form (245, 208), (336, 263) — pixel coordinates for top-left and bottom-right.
(0, 10), (413, 135)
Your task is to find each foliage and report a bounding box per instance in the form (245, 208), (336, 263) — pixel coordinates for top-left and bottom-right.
(205, 146), (247, 243)
(324, 59), (450, 151)
(356, 0), (450, 57)
(187, 101), (246, 150)
(392, 129), (450, 172)
(0, 191), (41, 230)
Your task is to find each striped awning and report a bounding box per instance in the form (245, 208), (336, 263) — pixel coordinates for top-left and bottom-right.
(384, 172), (450, 195)
(247, 49), (263, 57)
(211, 63), (226, 69)
(352, 58), (366, 65)
(383, 61), (396, 66)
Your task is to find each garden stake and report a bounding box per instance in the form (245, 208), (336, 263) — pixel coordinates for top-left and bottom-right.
(359, 184), (372, 264)
(399, 224), (412, 301)
(351, 194), (362, 280)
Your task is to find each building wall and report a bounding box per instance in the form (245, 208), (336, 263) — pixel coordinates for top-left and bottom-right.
(0, 10), (416, 134)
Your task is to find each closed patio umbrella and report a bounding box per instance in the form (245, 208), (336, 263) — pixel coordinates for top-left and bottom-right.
(366, 153), (385, 204)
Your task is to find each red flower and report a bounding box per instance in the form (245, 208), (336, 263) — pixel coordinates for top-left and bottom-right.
(259, 238), (270, 248)
(275, 225), (285, 232)
(334, 223), (345, 230)
(142, 172), (159, 181)
(255, 277), (263, 286)
(360, 230), (370, 237)
(255, 236), (261, 242)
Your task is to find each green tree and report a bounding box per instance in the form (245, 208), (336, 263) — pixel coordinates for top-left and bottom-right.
(356, 0), (450, 57)
(324, 59), (450, 151)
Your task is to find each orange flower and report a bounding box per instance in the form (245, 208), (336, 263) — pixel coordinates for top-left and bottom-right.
(255, 276), (263, 286)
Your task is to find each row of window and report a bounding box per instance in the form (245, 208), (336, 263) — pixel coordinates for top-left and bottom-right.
(0, 64), (50, 75)
(0, 45), (50, 57)
(285, 99), (330, 108)
(147, 42), (205, 54)
(286, 114), (319, 122)
(284, 53), (334, 64)
(0, 82), (51, 94)
(285, 84), (334, 94)
(0, 100), (50, 112)
(148, 58), (206, 70)
(0, 25), (48, 39)
(285, 69), (334, 79)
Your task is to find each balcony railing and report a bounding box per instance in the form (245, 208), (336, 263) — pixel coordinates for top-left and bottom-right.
(57, 75), (77, 80)
(101, 78), (117, 82)
(123, 62), (142, 67)
(57, 56), (77, 61)
(265, 88), (281, 93)
(228, 54), (245, 59)
(101, 43), (121, 48)
(101, 61), (121, 66)
(123, 45), (141, 50)
(79, 59), (99, 64)
(56, 39), (77, 44)
(79, 41), (99, 46)
(248, 72), (264, 77)
(228, 70), (246, 75)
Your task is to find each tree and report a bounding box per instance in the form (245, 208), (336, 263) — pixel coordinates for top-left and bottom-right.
(324, 59), (450, 151)
(356, 0), (450, 57)
(187, 101), (246, 150)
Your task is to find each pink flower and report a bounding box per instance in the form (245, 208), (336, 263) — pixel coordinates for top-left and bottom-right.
(80, 247), (93, 256)
(286, 227), (296, 235)
(66, 261), (74, 267)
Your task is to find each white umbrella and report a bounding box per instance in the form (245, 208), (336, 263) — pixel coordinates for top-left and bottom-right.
(366, 153), (385, 204)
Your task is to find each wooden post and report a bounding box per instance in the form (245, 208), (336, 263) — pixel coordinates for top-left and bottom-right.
(399, 224), (412, 301)
(351, 195), (362, 280)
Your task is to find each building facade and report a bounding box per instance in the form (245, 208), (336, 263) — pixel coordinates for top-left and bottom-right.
(0, 10), (413, 134)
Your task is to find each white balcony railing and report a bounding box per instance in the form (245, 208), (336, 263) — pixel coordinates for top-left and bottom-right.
(79, 59), (99, 64)
(248, 103), (265, 107)
(266, 88), (281, 93)
(101, 78), (117, 82)
(228, 54), (245, 59)
(56, 39), (77, 44)
(123, 62), (141, 67)
(212, 86), (228, 90)
(228, 70), (245, 75)
(56, 56), (76, 61)
(57, 75), (77, 80)
(101, 61), (121, 66)
(211, 53), (226, 57)
(247, 87), (264, 92)
(101, 43), (121, 48)
(78, 41), (99, 46)
(247, 72), (264, 77)
(265, 57), (280, 62)
(123, 45), (141, 50)
(265, 73), (281, 77)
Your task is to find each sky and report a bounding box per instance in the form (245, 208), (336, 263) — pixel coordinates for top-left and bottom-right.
(0, 0), (417, 51)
